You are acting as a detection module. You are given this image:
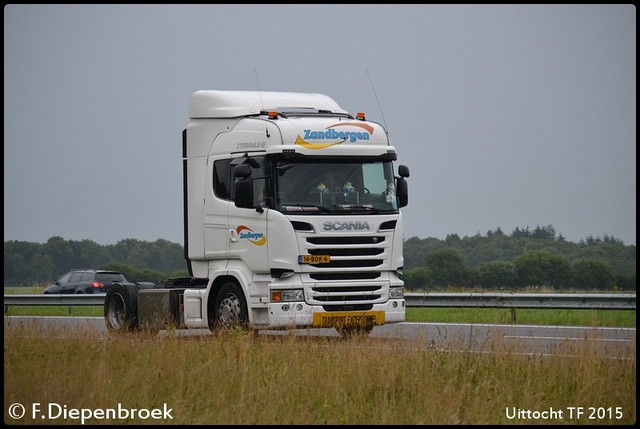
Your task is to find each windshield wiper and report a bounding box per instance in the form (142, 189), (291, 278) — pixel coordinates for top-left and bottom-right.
(333, 204), (382, 213)
(280, 204), (332, 213)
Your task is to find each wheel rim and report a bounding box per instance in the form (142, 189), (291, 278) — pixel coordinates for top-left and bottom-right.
(107, 293), (126, 330)
(217, 294), (241, 329)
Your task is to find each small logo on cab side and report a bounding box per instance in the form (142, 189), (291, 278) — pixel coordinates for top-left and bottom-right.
(237, 225), (266, 246)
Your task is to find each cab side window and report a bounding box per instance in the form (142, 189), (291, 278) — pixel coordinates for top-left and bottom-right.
(213, 159), (232, 201)
(213, 156), (267, 205)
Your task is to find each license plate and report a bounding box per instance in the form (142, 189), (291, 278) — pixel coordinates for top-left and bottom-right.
(298, 255), (330, 264)
(313, 311), (385, 328)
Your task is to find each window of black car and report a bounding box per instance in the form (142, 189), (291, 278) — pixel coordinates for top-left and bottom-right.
(96, 273), (126, 282)
(69, 272), (84, 283)
(79, 272), (93, 282)
(58, 273), (72, 284)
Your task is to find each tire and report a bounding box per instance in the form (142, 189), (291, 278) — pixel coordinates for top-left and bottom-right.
(211, 282), (249, 332)
(104, 283), (138, 333)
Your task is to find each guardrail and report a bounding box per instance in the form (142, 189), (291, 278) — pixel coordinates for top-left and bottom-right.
(4, 294), (106, 306)
(4, 292), (636, 316)
(404, 292), (636, 310)
(3, 294), (106, 315)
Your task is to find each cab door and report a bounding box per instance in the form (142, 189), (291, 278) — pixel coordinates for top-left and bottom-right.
(203, 155), (232, 261)
(228, 155), (269, 273)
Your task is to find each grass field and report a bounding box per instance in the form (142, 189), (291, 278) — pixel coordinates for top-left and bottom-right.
(4, 325), (636, 425)
(4, 286), (635, 424)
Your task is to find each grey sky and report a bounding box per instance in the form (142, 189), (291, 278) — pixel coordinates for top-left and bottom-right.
(4, 4), (636, 246)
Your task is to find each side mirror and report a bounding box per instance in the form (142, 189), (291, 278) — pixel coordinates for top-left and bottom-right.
(396, 177), (408, 208)
(233, 164), (254, 209)
(234, 180), (254, 209)
(234, 164), (251, 179)
(395, 165), (409, 208)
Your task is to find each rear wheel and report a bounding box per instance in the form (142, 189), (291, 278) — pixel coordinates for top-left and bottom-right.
(104, 284), (138, 333)
(211, 282), (249, 333)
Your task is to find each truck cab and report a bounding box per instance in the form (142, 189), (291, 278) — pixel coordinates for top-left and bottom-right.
(104, 90), (409, 336)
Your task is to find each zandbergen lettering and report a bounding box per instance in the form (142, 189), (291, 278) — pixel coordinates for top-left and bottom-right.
(236, 225), (266, 246)
(303, 128), (370, 143)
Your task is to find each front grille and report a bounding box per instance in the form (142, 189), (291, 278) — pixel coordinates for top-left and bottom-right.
(307, 236), (385, 245)
(299, 227), (393, 307)
(311, 259), (382, 268)
(309, 248), (383, 256)
(310, 272), (380, 281)
(322, 304), (374, 311)
(314, 285), (380, 293)
(305, 235), (386, 269)
(311, 284), (383, 302)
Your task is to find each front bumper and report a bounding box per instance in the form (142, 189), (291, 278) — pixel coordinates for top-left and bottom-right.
(264, 298), (405, 329)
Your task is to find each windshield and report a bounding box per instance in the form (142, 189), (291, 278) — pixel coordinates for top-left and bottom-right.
(274, 160), (398, 214)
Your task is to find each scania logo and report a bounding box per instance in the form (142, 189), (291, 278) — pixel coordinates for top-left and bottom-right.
(323, 221), (371, 231)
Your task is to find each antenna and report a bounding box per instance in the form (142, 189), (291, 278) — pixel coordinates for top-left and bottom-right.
(254, 69), (270, 137)
(365, 67), (388, 130)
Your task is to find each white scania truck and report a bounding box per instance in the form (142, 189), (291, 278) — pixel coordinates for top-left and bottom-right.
(104, 90), (410, 335)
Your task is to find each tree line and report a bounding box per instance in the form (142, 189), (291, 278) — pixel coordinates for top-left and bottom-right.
(404, 225), (635, 291)
(4, 237), (188, 285)
(3, 224), (636, 291)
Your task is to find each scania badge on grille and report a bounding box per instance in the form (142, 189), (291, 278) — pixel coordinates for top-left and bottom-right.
(322, 221), (371, 231)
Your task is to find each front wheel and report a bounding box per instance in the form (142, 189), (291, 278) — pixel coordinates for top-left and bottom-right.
(211, 282), (250, 333)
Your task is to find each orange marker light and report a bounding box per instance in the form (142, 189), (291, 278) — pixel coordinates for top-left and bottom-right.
(356, 112), (366, 120)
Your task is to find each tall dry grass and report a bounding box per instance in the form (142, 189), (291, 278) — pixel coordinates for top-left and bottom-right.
(4, 325), (635, 425)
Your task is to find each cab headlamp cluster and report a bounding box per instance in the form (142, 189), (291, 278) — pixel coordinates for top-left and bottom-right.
(271, 289), (304, 302)
(389, 286), (404, 299)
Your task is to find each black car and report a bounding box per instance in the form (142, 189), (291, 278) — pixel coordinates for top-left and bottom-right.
(43, 269), (128, 294)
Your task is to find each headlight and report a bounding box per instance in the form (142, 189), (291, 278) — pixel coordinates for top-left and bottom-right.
(271, 289), (304, 302)
(389, 286), (404, 299)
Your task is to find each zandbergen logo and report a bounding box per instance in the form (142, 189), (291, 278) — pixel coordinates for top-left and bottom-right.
(237, 225), (266, 246)
(295, 122), (374, 149)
